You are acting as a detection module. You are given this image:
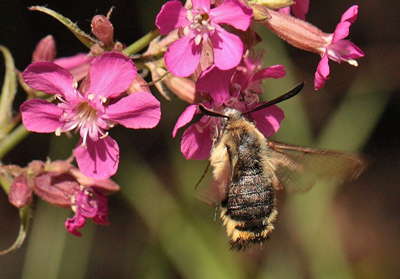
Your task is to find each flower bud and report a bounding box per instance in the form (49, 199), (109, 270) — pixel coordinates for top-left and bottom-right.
(146, 61), (203, 104)
(250, 3), (271, 22)
(91, 15), (114, 48)
(8, 173), (32, 208)
(250, 0), (294, 10)
(32, 35), (56, 62)
(128, 73), (151, 94)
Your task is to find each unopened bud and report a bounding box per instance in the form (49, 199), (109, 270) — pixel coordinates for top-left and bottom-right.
(27, 160), (45, 176)
(128, 73), (151, 94)
(9, 173), (32, 208)
(146, 61), (203, 104)
(250, 0), (294, 10)
(250, 3), (271, 22)
(32, 35), (56, 62)
(91, 15), (114, 47)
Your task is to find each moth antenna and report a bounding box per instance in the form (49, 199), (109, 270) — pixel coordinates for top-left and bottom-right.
(143, 71), (170, 87)
(242, 82), (305, 115)
(194, 161), (211, 190)
(199, 104), (230, 118)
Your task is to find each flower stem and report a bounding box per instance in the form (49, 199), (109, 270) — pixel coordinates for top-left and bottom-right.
(0, 124), (30, 160)
(123, 29), (160, 56)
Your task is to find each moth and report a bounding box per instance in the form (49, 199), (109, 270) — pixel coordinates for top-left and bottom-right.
(199, 82), (365, 250)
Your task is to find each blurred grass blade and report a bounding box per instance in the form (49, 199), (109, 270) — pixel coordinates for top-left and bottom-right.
(288, 74), (392, 279)
(29, 6), (97, 49)
(119, 158), (245, 279)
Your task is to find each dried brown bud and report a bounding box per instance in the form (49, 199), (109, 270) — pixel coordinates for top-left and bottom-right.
(33, 172), (80, 208)
(9, 173), (32, 208)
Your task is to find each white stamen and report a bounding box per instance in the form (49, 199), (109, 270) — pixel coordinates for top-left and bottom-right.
(100, 132), (109, 139)
(55, 127), (62, 136)
(88, 94), (95, 101)
(348, 59), (358, 67)
(99, 96), (107, 103)
(195, 34), (202, 45)
(183, 26), (190, 36)
(186, 10), (193, 21)
(194, 14), (202, 21)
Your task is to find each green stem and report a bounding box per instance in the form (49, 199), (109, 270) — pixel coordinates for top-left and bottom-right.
(123, 29), (160, 56)
(0, 124), (30, 160)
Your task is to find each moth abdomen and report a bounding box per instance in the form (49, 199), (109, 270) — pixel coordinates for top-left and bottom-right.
(221, 173), (277, 250)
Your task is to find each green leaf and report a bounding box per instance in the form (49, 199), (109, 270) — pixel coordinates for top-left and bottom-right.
(29, 6), (97, 49)
(0, 45), (17, 135)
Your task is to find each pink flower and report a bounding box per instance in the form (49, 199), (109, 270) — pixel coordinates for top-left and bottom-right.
(21, 52), (161, 179)
(155, 0), (253, 77)
(173, 65), (284, 160)
(261, 5), (364, 90)
(314, 5), (364, 89)
(65, 187), (109, 237)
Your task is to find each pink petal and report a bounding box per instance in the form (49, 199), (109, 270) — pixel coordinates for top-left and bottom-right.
(155, 1), (190, 35)
(181, 121), (213, 160)
(250, 105), (284, 137)
(54, 53), (93, 81)
(165, 36), (202, 77)
(211, 0), (253, 31)
(291, 0), (309, 20)
(104, 91), (161, 129)
(279, 7), (290, 15)
(86, 52), (136, 100)
(332, 21), (351, 42)
(345, 42), (365, 59)
(210, 28), (243, 71)
(196, 66), (234, 103)
(341, 5), (358, 25)
(74, 137), (119, 179)
(22, 62), (77, 100)
(65, 214), (86, 237)
(172, 104), (198, 137)
(314, 55), (330, 90)
(20, 99), (63, 133)
(54, 53), (91, 70)
(192, 0), (211, 11)
(333, 6), (358, 42)
(248, 65), (286, 85)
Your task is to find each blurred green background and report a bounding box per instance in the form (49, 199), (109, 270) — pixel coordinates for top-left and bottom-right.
(0, 0), (399, 278)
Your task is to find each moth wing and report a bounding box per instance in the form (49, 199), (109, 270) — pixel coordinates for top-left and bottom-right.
(267, 140), (366, 193)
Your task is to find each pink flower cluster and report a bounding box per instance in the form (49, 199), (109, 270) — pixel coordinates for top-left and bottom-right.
(13, 0), (364, 238)
(156, 0), (363, 90)
(154, 0), (363, 158)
